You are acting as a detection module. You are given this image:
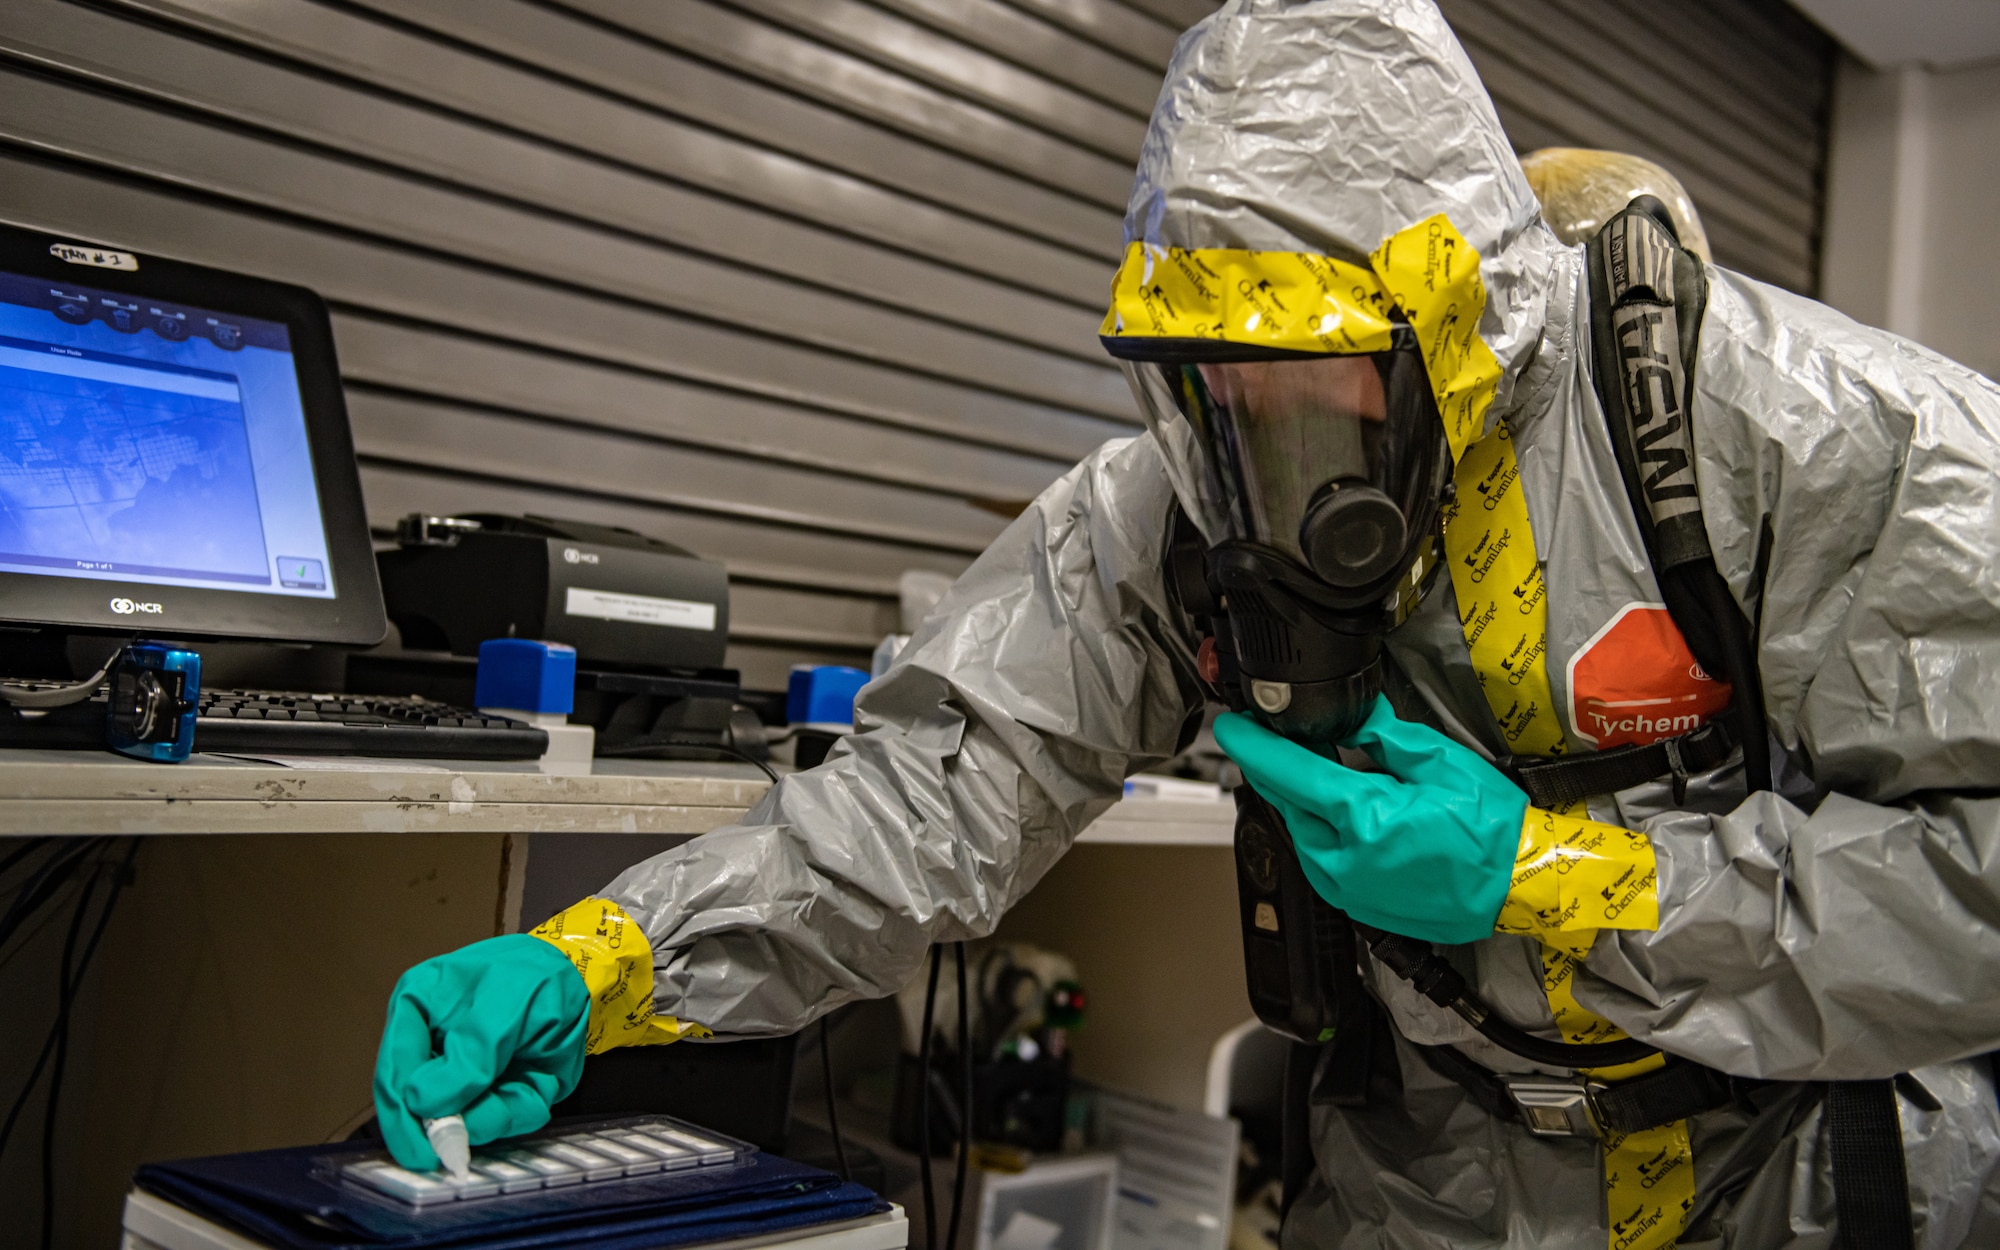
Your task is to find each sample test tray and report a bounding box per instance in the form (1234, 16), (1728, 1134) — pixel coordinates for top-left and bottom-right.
(122, 1190), (908, 1250)
(126, 1115), (895, 1250)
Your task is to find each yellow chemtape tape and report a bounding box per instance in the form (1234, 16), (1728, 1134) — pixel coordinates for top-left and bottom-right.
(531, 897), (710, 1055)
(1544, 942), (1695, 1250)
(1440, 422), (1568, 754)
(1498, 807), (1660, 939)
(1100, 214), (1503, 461)
(1099, 242), (1397, 354)
(1603, 1121), (1698, 1250)
(1368, 218), (1504, 463)
(1436, 324), (1684, 1242)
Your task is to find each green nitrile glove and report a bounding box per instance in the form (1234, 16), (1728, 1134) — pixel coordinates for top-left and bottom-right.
(1213, 694), (1527, 944)
(373, 934), (590, 1171)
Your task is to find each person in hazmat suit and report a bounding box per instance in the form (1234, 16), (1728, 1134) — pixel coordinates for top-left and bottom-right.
(371, 1), (2000, 1245)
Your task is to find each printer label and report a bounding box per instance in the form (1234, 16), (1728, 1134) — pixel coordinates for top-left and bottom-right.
(565, 586), (716, 632)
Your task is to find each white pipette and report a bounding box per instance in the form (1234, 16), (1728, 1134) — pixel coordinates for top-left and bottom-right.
(424, 1115), (471, 1181)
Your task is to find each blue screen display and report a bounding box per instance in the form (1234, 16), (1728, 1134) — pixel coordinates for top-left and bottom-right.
(0, 273), (333, 598)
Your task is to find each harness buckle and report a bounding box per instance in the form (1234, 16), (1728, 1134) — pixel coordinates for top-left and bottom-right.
(1499, 1074), (1606, 1139)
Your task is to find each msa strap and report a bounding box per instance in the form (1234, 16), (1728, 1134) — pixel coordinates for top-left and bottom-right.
(1598, 206), (1712, 571)
(1585, 195), (1772, 795)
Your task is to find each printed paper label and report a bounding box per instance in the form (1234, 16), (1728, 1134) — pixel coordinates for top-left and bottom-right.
(565, 587), (716, 631)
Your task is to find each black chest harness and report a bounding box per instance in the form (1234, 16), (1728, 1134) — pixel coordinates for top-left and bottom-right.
(1175, 197), (1915, 1246)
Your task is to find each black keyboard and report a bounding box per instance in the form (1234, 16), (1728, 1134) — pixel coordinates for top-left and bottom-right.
(0, 686), (548, 760)
(196, 691), (548, 759)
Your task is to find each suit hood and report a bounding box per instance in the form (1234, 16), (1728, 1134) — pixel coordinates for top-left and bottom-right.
(1120, 0), (1561, 405)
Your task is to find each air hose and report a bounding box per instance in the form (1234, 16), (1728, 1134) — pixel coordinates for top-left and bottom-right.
(1358, 925), (1660, 1069)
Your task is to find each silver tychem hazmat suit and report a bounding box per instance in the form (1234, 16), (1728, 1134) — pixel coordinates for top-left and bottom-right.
(593, 1), (2000, 1244)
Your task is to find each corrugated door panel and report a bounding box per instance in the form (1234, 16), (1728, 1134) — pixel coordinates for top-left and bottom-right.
(556, 0), (1137, 207)
(0, 69), (1131, 418)
(0, 156), (1125, 463)
(81, 0), (1115, 307)
(978, 0), (1183, 69)
(744, 0), (1161, 130)
(1453, 3), (1819, 217)
(1118, 0), (1221, 32)
(327, 317), (1072, 502)
(1439, 0), (1833, 292)
(864, 0), (1169, 110)
(339, 0), (1120, 256)
(0, 58), (1100, 368)
(0, 0), (1828, 681)
(1441, 0), (1825, 290)
(343, 392), (1009, 555)
(1550, 0), (1822, 150)
(1680, 0), (1830, 83)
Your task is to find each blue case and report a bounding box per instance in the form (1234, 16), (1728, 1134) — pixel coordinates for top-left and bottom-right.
(104, 641), (200, 762)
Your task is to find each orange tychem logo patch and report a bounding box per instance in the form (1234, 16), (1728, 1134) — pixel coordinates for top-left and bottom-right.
(1568, 603), (1731, 748)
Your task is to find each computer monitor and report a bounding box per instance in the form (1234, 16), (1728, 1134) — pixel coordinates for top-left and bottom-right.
(0, 222), (384, 645)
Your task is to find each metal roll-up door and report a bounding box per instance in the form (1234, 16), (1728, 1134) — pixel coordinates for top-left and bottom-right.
(0, 0), (1828, 685)
(1442, 0), (1837, 295)
(0, 0), (1189, 685)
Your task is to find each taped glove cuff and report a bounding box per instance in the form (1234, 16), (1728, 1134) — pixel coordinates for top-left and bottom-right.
(531, 897), (711, 1054)
(1494, 808), (1659, 939)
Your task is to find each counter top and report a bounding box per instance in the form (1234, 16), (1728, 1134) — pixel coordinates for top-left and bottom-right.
(0, 750), (771, 834)
(0, 749), (1237, 843)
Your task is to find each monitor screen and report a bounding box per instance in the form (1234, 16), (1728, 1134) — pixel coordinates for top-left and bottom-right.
(0, 273), (335, 599)
(0, 225), (383, 647)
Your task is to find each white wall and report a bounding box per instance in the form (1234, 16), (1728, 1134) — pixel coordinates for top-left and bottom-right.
(1820, 54), (2000, 380)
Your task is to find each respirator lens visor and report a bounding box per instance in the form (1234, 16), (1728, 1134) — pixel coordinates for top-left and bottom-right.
(1127, 349), (1447, 594)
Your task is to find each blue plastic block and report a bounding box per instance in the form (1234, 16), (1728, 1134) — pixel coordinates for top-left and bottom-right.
(474, 639), (577, 715)
(786, 665), (870, 726)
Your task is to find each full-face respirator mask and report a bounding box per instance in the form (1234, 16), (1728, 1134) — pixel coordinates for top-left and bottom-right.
(1115, 334), (1451, 750)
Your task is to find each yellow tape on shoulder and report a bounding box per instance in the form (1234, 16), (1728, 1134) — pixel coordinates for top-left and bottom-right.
(1368, 216), (1504, 462)
(1441, 422), (1568, 755)
(531, 897), (710, 1055)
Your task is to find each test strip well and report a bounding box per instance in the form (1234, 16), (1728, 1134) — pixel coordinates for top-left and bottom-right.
(339, 1119), (743, 1207)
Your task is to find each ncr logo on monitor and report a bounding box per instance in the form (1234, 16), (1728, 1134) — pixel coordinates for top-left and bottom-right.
(109, 596), (164, 615)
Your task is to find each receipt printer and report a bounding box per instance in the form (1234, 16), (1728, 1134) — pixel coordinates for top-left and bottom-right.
(378, 514), (729, 672)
